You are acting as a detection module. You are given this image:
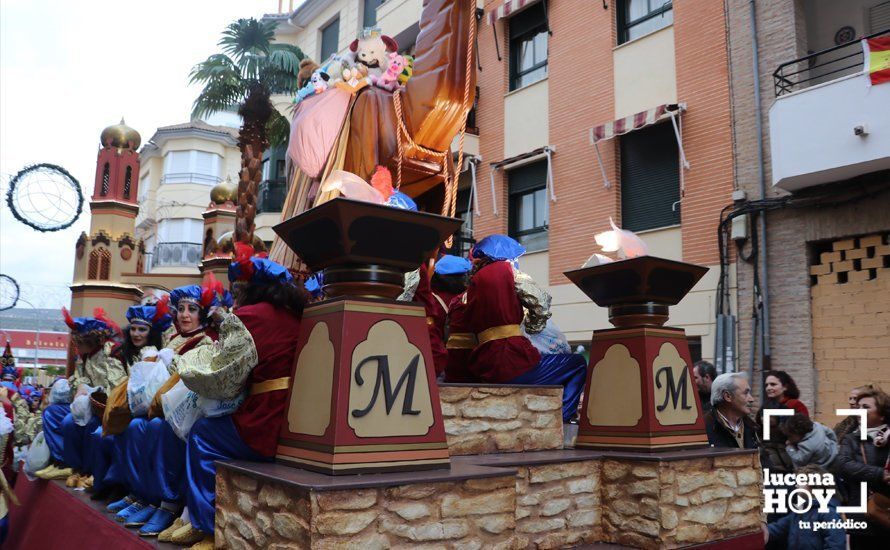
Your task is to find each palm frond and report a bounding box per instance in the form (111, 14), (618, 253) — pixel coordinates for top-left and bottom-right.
(191, 79), (244, 120)
(219, 18), (276, 61)
(266, 111), (291, 148)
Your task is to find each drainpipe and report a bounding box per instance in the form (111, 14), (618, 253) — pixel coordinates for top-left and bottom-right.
(749, 0), (772, 371)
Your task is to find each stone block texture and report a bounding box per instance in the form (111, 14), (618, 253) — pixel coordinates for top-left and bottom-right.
(599, 453), (762, 549)
(440, 386), (564, 455)
(810, 233), (890, 423)
(217, 469), (520, 549)
(218, 450), (761, 549)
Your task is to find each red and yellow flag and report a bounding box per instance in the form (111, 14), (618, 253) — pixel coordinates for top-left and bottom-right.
(862, 36), (890, 86)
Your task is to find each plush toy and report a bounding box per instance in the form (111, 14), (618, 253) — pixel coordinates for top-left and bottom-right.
(311, 71), (330, 94)
(398, 55), (414, 86)
(349, 28), (398, 78)
(297, 59), (319, 89)
(336, 64), (370, 93)
(371, 52), (407, 91)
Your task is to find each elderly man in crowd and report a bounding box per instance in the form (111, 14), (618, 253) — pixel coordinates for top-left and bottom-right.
(704, 372), (759, 450)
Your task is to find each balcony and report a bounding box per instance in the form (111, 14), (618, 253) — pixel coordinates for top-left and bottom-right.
(149, 242), (202, 269)
(161, 172), (222, 185)
(769, 30), (890, 191)
(258, 180), (288, 214)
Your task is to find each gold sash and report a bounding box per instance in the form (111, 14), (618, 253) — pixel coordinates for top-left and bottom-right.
(477, 324), (522, 346)
(446, 333), (478, 350)
(250, 376), (291, 396)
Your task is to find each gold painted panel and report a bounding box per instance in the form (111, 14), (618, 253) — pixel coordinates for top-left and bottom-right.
(347, 320), (434, 437)
(652, 343), (699, 426)
(586, 344), (642, 426)
(287, 322), (335, 436)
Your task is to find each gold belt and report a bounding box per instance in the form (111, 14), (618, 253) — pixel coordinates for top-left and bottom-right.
(446, 332), (478, 350)
(477, 324), (522, 346)
(426, 316), (435, 326)
(250, 376), (291, 396)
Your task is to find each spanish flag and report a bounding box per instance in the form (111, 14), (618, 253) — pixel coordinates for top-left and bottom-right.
(862, 35), (890, 86)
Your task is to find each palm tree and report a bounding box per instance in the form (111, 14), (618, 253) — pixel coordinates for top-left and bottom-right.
(190, 18), (304, 244)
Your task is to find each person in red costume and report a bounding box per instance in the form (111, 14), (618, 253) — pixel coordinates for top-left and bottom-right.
(174, 244), (307, 550)
(444, 292), (475, 382)
(464, 236), (541, 382)
(414, 255), (472, 377)
(764, 370), (809, 417)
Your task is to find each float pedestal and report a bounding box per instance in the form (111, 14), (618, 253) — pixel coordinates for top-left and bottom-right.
(565, 256), (711, 453)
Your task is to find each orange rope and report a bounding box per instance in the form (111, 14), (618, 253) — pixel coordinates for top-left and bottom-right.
(392, 2), (476, 248)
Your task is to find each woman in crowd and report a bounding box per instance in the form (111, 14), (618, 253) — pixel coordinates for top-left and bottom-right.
(834, 387), (890, 548)
(87, 299), (171, 502)
(35, 310), (126, 485)
(764, 370), (809, 417)
(108, 281), (219, 540)
(835, 384), (877, 441)
(168, 244), (305, 549)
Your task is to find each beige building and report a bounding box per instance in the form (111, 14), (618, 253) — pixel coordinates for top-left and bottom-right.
(135, 120), (242, 276)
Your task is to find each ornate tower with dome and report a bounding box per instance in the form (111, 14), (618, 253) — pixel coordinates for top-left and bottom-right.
(69, 120), (145, 321)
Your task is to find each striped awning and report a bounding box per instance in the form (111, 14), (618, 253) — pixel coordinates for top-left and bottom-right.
(487, 0), (541, 24)
(589, 103), (683, 143)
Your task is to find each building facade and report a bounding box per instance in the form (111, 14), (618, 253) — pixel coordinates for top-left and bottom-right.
(726, 0), (890, 421)
(265, 0), (737, 363)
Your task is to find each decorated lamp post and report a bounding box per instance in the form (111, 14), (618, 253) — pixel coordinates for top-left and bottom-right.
(565, 256), (710, 452)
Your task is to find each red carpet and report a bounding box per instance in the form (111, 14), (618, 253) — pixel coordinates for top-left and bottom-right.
(5, 475), (165, 550)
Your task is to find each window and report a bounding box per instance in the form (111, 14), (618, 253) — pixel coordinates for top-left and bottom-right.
(88, 248), (111, 280)
(620, 121), (680, 232)
(123, 166), (132, 199)
(508, 161), (548, 251)
(618, 0), (673, 44)
(276, 159), (286, 180)
(320, 17), (340, 61)
(362, 0), (384, 29)
(262, 159), (270, 182)
(157, 218), (203, 244)
(509, 3), (548, 91)
(163, 150), (221, 185)
(138, 175), (150, 202)
(101, 163), (110, 196)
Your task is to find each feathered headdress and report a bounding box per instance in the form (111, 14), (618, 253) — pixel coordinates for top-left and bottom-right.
(93, 307), (123, 339)
(201, 272), (225, 309)
(62, 306), (118, 341)
(126, 294), (173, 333)
(228, 243), (293, 285)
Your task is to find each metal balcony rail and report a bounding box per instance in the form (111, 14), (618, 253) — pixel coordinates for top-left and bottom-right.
(160, 172), (222, 185)
(150, 242), (203, 269)
(773, 29), (888, 97)
(258, 179), (288, 213)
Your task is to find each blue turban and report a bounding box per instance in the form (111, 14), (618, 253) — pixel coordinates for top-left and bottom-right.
(472, 235), (526, 262)
(169, 285), (202, 308)
(386, 191), (418, 211)
(126, 304), (173, 333)
(435, 255), (472, 276)
(228, 257), (293, 286)
(304, 273), (323, 298)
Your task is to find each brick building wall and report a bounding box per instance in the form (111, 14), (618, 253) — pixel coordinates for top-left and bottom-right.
(726, 0), (890, 410)
(810, 233), (890, 423)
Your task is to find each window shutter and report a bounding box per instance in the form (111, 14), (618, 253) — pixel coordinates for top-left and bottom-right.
(620, 122), (680, 232)
(508, 161), (548, 194)
(321, 18), (340, 60)
(870, 2), (890, 33)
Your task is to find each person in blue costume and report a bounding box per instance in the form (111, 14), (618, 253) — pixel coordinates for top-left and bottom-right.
(108, 279), (220, 539)
(172, 244), (305, 549)
(468, 235), (587, 422)
(35, 309), (126, 484)
(87, 298), (171, 503)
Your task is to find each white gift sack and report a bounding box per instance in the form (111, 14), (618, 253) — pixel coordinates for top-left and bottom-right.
(161, 380), (202, 441)
(24, 431), (51, 478)
(70, 391), (95, 427)
(197, 392), (246, 418)
(128, 358), (171, 416)
(49, 378), (72, 404)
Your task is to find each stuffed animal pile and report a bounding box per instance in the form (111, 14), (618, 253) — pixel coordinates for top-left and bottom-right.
(293, 27), (413, 104)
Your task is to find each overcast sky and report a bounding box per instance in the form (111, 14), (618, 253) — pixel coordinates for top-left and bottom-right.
(0, 0), (278, 309)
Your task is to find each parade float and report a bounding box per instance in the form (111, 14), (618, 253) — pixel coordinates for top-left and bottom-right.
(206, 0), (764, 547)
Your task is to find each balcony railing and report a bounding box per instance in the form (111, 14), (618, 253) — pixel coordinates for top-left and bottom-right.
(773, 29), (888, 97)
(160, 173), (222, 185)
(258, 179), (288, 214)
(149, 242), (202, 269)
